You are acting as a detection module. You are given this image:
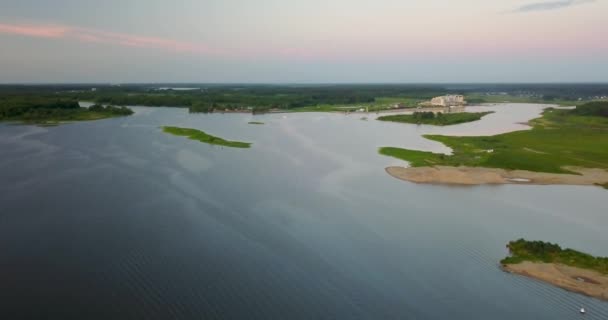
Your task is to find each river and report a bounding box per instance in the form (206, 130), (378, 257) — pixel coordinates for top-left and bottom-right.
(1, 103), (606, 319)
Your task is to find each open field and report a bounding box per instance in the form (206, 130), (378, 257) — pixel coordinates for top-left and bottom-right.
(288, 97), (423, 113)
(162, 126), (251, 148)
(465, 94), (584, 106)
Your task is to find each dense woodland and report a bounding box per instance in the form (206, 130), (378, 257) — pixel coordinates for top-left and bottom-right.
(0, 96), (133, 122)
(568, 101), (608, 117)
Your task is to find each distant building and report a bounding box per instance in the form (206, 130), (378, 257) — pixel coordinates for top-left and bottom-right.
(429, 95), (466, 107)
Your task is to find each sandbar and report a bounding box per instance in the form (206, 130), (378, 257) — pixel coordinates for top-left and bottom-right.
(502, 262), (608, 301)
(385, 166), (608, 187)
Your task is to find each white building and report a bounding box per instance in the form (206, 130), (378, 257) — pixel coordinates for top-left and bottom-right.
(430, 95), (466, 107)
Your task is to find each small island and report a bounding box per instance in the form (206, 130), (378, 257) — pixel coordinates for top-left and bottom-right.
(162, 126), (251, 148)
(501, 239), (608, 301)
(377, 111), (493, 126)
(0, 97), (133, 125)
(248, 121), (264, 125)
(380, 102), (608, 188)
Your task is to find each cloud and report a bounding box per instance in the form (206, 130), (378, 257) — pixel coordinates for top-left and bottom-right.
(0, 23), (68, 38)
(512, 0), (595, 13)
(0, 22), (217, 55)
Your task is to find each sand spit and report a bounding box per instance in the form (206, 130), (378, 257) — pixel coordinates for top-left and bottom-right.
(502, 262), (608, 301)
(385, 166), (608, 187)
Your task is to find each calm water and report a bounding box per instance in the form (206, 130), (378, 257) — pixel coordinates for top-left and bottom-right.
(1, 104), (607, 319)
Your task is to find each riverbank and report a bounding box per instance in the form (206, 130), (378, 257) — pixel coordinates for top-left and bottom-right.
(385, 166), (608, 187)
(380, 102), (608, 188)
(502, 262), (608, 301)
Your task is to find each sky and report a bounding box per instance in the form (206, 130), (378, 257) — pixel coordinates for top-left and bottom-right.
(0, 0), (607, 83)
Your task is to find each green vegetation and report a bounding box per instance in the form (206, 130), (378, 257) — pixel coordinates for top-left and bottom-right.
(0, 96), (133, 124)
(379, 147), (449, 167)
(501, 239), (608, 274)
(21, 85), (446, 114)
(569, 101), (608, 117)
(288, 97), (425, 113)
(1, 84), (606, 118)
(88, 104), (134, 115)
(379, 102), (608, 174)
(162, 126), (251, 148)
(378, 111), (493, 126)
(82, 86), (440, 112)
(465, 94), (582, 106)
(248, 121), (264, 125)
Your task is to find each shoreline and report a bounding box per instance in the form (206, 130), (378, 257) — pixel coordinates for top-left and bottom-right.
(385, 166), (608, 187)
(502, 262), (608, 301)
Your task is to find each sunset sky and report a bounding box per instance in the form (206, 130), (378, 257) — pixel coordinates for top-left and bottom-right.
(1, 0), (606, 83)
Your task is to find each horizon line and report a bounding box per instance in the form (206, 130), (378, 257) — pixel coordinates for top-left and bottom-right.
(2, 81), (608, 86)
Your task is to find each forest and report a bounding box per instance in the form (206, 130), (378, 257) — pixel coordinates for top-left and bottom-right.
(0, 96), (133, 123)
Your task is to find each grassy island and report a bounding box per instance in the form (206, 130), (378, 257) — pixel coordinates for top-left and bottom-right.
(248, 121), (264, 125)
(502, 239), (608, 274)
(378, 111), (493, 126)
(380, 102), (608, 174)
(0, 97), (133, 124)
(162, 126), (251, 148)
(501, 239), (608, 300)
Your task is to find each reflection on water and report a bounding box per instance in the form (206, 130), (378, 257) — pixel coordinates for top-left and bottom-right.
(0, 104), (607, 319)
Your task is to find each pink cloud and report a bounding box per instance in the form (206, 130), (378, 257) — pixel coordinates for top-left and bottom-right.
(0, 22), (217, 55)
(76, 29), (216, 54)
(0, 23), (68, 38)
(1, 21), (604, 61)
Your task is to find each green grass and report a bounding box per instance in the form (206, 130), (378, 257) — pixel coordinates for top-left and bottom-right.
(379, 104), (608, 174)
(7, 109), (132, 125)
(465, 94), (583, 106)
(162, 126), (251, 148)
(501, 239), (608, 274)
(248, 121), (264, 125)
(377, 111), (493, 126)
(379, 147), (449, 167)
(289, 97), (422, 113)
(289, 104), (361, 113)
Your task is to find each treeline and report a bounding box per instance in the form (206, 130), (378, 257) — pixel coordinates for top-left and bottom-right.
(61, 85), (445, 111)
(454, 83), (608, 101)
(378, 111), (493, 126)
(89, 104), (134, 115)
(0, 96), (132, 121)
(502, 239), (608, 274)
(4, 84), (606, 115)
(570, 101), (608, 117)
(0, 96), (80, 119)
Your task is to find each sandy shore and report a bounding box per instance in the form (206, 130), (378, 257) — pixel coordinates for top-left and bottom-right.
(385, 166), (608, 187)
(502, 262), (608, 301)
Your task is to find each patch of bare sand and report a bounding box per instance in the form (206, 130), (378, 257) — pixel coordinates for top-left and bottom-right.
(385, 166), (608, 187)
(503, 262), (608, 301)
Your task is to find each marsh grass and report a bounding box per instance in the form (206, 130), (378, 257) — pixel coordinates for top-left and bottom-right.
(162, 126), (251, 148)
